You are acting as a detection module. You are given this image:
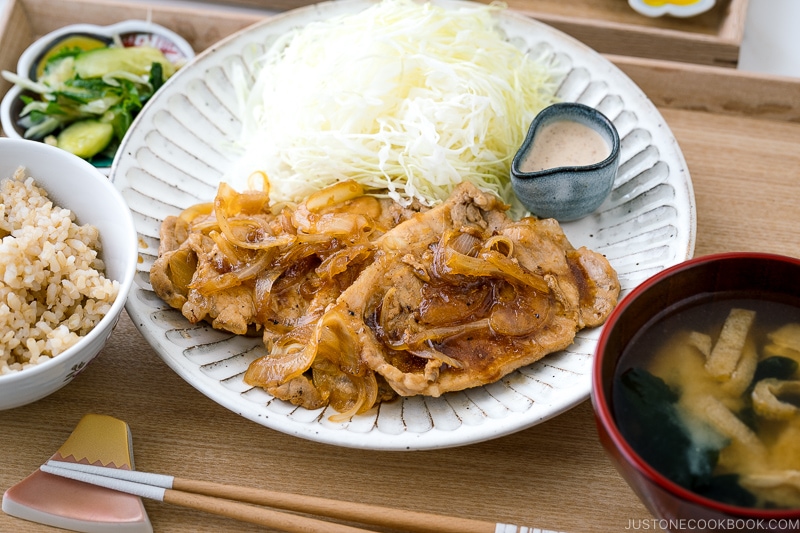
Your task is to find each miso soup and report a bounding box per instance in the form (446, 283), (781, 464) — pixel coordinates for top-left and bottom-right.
(612, 294), (800, 509)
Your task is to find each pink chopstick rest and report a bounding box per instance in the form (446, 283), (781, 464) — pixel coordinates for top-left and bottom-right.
(2, 414), (152, 533)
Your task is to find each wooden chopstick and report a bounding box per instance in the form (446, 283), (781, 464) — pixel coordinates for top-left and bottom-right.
(40, 461), (370, 533)
(42, 460), (564, 533)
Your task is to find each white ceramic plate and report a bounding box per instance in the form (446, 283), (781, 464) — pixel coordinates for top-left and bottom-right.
(112, 0), (696, 450)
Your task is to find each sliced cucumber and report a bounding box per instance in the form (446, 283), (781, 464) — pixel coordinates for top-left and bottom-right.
(57, 120), (114, 159)
(73, 46), (175, 79)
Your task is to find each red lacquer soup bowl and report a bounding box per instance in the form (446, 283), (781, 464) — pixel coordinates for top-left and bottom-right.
(592, 252), (800, 533)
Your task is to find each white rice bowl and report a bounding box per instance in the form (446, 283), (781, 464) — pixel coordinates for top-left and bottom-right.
(0, 138), (137, 410)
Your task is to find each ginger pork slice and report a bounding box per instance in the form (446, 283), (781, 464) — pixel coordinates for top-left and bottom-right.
(316, 182), (621, 397)
(150, 183), (423, 340)
(150, 217), (260, 335)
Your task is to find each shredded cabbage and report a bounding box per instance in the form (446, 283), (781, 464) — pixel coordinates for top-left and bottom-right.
(228, 0), (559, 216)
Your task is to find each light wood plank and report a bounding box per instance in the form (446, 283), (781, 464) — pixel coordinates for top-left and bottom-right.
(197, 0), (749, 66)
(1, 3), (799, 533)
(611, 54), (800, 121)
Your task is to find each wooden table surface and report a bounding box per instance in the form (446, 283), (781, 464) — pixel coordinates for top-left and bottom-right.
(2, 31), (800, 533)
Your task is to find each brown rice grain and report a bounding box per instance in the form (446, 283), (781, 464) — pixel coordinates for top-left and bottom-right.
(0, 167), (119, 374)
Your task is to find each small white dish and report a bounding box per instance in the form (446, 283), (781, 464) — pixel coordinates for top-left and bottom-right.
(15, 20), (194, 81)
(0, 20), (195, 176)
(628, 0), (716, 18)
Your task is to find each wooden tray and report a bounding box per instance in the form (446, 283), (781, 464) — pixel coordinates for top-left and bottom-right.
(0, 0), (791, 223)
(3, 1), (800, 532)
(0, 0), (264, 106)
(0, 0), (749, 102)
(201, 0), (750, 67)
(2, 65), (800, 530)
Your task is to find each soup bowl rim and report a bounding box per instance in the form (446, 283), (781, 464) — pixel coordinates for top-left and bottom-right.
(592, 250), (800, 519)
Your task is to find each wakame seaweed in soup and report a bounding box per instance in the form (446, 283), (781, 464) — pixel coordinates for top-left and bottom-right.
(612, 295), (800, 509)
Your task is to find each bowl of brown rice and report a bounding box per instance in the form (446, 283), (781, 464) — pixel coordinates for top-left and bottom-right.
(0, 137), (137, 409)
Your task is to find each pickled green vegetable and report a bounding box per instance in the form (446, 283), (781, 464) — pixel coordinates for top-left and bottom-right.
(1, 41), (177, 163)
(56, 120), (114, 159)
(73, 46), (176, 80)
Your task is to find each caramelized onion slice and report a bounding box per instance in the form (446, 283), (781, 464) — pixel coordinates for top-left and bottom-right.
(296, 213), (375, 243)
(317, 243), (373, 279)
(435, 231), (550, 294)
(185, 217), (221, 235)
(314, 361), (379, 423)
(243, 171), (271, 195)
(314, 308), (365, 376)
(447, 230), (482, 256)
(482, 234), (514, 257)
(408, 345), (465, 369)
(189, 248), (275, 295)
(244, 327), (317, 388)
(178, 202), (214, 226)
(166, 248), (197, 296)
(222, 249), (275, 282)
(218, 181), (272, 215)
(340, 195), (383, 222)
(209, 230), (246, 266)
(479, 251), (550, 293)
(253, 266), (288, 327)
(214, 182), (293, 250)
(386, 319), (491, 351)
(305, 180), (364, 212)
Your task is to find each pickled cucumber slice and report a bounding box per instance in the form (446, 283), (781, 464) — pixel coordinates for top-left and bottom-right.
(73, 46), (175, 79)
(56, 120), (114, 159)
(32, 33), (110, 80)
